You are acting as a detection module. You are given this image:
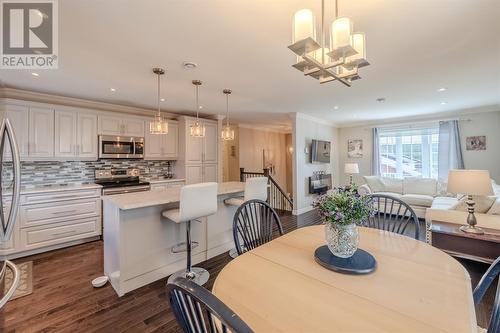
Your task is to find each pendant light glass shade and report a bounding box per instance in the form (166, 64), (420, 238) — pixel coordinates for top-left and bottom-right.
(292, 9), (316, 43)
(331, 17), (352, 49)
(149, 68), (168, 135)
(344, 33), (368, 68)
(221, 125), (234, 141)
(190, 80), (205, 138)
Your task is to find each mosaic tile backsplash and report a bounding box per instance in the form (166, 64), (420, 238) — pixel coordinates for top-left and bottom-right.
(11, 160), (174, 186)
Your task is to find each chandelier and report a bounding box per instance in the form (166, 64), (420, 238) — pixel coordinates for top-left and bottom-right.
(190, 80), (205, 137)
(221, 89), (235, 141)
(149, 68), (169, 134)
(288, 0), (369, 87)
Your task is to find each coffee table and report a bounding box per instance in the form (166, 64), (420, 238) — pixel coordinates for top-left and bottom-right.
(429, 220), (500, 264)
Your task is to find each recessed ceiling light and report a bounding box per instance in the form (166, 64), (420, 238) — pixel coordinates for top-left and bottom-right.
(376, 97), (386, 103)
(110, 88), (116, 92)
(198, 105), (203, 109)
(160, 98), (165, 102)
(437, 87), (447, 92)
(440, 101), (447, 105)
(333, 106), (339, 110)
(183, 62), (198, 70)
(31, 72), (39, 77)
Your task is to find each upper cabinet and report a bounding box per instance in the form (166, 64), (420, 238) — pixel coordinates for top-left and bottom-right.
(98, 115), (144, 137)
(54, 109), (97, 160)
(29, 107), (54, 157)
(203, 122), (218, 163)
(2, 105), (29, 158)
(144, 121), (178, 160)
(184, 118), (218, 164)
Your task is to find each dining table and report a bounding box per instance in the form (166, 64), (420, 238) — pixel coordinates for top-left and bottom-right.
(212, 225), (477, 333)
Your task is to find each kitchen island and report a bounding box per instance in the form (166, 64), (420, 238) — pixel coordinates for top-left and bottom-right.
(102, 182), (244, 296)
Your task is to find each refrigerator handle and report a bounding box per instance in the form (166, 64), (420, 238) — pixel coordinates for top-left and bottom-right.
(0, 118), (21, 242)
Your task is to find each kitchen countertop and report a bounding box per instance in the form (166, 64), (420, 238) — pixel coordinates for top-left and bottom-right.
(103, 181), (244, 210)
(143, 178), (185, 184)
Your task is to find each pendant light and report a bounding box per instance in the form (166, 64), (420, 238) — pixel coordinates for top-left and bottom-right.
(149, 68), (168, 134)
(190, 80), (205, 137)
(221, 89), (234, 141)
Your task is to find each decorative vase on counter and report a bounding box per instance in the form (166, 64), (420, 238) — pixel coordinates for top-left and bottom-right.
(325, 223), (359, 258)
(313, 187), (372, 259)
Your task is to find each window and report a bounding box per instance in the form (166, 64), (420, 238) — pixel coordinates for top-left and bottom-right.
(378, 124), (439, 179)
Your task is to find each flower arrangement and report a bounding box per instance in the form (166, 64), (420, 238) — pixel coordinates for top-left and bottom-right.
(313, 187), (372, 226)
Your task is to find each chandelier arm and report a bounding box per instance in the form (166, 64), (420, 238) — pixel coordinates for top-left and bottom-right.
(303, 54), (351, 87)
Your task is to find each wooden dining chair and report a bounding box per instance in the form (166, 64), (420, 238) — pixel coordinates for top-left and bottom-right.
(166, 277), (254, 333)
(233, 199), (284, 255)
(364, 194), (420, 240)
(473, 256), (500, 333)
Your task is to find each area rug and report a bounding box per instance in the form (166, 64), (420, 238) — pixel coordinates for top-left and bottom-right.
(3, 261), (33, 300)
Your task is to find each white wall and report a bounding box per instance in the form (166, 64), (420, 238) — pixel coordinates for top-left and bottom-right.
(292, 113), (339, 215)
(338, 110), (500, 184)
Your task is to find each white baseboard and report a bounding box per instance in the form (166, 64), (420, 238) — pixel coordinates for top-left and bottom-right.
(293, 205), (314, 216)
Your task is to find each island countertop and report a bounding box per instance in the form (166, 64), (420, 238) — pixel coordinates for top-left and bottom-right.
(102, 181), (245, 210)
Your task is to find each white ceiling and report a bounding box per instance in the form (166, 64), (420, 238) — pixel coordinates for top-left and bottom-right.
(0, 0), (499, 128)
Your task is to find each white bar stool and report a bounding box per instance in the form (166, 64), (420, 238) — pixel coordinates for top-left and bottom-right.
(224, 177), (268, 258)
(162, 182), (218, 286)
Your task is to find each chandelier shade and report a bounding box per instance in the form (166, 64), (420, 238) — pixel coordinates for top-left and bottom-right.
(221, 88), (235, 141)
(292, 9), (316, 43)
(149, 67), (168, 135)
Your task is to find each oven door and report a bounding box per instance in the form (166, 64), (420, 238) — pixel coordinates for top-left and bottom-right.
(99, 136), (143, 158)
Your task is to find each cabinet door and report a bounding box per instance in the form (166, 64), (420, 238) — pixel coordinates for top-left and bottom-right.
(203, 122), (218, 163)
(186, 165), (203, 184)
(77, 113), (97, 159)
(3, 105), (29, 159)
(145, 122), (164, 159)
(203, 164), (218, 182)
(98, 115), (122, 135)
(163, 122), (178, 159)
(185, 119), (203, 164)
(123, 118), (144, 137)
(54, 110), (77, 157)
(29, 107), (54, 157)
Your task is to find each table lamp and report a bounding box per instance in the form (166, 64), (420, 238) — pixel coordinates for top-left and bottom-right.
(344, 163), (359, 185)
(447, 170), (493, 235)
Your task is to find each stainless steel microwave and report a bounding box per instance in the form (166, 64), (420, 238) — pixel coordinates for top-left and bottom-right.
(98, 135), (144, 159)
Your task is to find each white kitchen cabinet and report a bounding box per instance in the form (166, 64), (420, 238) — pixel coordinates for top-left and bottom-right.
(186, 165), (203, 184)
(203, 164), (218, 182)
(29, 107), (54, 157)
(145, 121), (178, 160)
(77, 113), (98, 158)
(203, 122), (218, 163)
(185, 118), (203, 164)
(2, 105), (29, 159)
(98, 115), (144, 137)
(54, 110), (77, 157)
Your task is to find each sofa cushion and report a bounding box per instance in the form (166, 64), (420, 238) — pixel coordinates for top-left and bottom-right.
(431, 196), (459, 210)
(401, 194), (434, 207)
(374, 192), (402, 199)
(381, 177), (403, 194)
(451, 195), (496, 214)
(403, 177), (437, 196)
(364, 176), (385, 193)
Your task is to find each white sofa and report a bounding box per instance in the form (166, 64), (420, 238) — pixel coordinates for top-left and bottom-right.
(359, 176), (443, 219)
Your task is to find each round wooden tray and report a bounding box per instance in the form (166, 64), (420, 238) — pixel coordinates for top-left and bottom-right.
(314, 245), (377, 275)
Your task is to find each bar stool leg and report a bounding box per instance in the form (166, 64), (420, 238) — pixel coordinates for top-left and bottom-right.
(167, 220), (209, 286)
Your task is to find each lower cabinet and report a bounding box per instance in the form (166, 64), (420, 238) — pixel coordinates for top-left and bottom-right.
(150, 180), (185, 191)
(0, 187), (102, 259)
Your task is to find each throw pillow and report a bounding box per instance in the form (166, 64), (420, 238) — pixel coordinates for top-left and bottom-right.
(451, 195), (496, 213)
(487, 196), (500, 215)
(363, 176), (385, 193)
(403, 177), (437, 196)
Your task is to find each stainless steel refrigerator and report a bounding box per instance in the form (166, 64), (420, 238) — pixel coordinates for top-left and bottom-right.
(0, 119), (21, 309)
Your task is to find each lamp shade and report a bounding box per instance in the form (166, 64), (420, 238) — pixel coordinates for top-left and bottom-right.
(447, 170), (493, 196)
(331, 17), (353, 51)
(344, 163), (359, 174)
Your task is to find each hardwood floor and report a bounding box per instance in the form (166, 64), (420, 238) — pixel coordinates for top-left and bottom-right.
(0, 210), (496, 332)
